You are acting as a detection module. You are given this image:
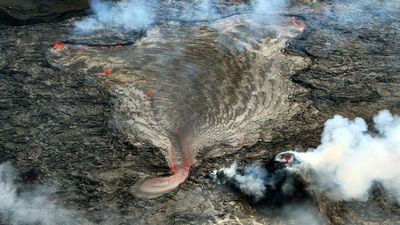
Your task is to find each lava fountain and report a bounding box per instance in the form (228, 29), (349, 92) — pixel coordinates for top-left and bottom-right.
(46, 15), (309, 198)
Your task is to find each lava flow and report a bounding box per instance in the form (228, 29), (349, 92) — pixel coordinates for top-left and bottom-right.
(46, 15), (308, 199)
(131, 147), (194, 199)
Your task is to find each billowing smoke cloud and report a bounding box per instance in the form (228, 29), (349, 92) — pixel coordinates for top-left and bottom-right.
(0, 163), (89, 225)
(290, 110), (400, 202)
(211, 162), (327, 224)
(212, 162), (268, 201)
(211, 161), (296, 201)
(75, 0), (290, 33)
(212, 111), (400, 222)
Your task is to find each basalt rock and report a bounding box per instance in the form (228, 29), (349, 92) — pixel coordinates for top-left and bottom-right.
(0, 0), (89, 26)
(0, 0), (399, 224)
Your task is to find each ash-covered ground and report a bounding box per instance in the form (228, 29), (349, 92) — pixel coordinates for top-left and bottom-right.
(1, 0), (400, 224)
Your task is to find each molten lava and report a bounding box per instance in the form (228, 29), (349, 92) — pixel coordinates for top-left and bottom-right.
(104, 69), (113, 75)
(275, 152), (297, 164)
(296, 23), (306, 31)
(283, 155), (293, 162)
(145, 89), (154, 97)
(53, 42), (65, 49)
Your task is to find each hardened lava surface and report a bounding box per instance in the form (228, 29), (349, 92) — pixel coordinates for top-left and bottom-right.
(0, 0), (400, 224)
(0, 0), (89, 25)
(46, 15), (308, 166)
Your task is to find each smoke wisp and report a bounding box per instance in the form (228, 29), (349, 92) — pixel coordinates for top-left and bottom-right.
(212, 162), (268, 201)
(0, 163), (89, 225)
(75, 0), (157, 33)
(75, 0), (291, 33)
(291, 110), (400, 202)
(211, 161), (327, 224)
(211, 161), (298, 202)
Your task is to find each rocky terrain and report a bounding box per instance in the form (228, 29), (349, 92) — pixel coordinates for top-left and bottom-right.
(0, 0), (399, 224)
(0, 0), (88, 25)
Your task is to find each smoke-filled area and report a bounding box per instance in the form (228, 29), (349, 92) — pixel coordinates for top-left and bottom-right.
(213, 110), (400, 223)
(74, 0), (289, 33)
(212, 161), (304, 201)
(76, 0), (400, 34)
(211, 162), (269, 201)
(0, 163), (90, 225)
(75, 0), (157, 32)
(211, 161), (328, 224)
(292, 110), (400, 202)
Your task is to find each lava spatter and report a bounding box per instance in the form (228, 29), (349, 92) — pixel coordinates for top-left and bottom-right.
(53, 42), (65, 49)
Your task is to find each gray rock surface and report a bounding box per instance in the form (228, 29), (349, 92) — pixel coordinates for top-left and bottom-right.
(0, 0), (89, 25)
(0, 0), (399, 224)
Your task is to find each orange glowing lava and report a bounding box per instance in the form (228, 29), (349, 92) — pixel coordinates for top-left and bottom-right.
(145, 89), (154, 97)
(104, 69), (112, 75)
(53, 42), (65, 49)
(170, 164), (177, 174)
(283, 155), (293, 161)
(296, 22), (306, 31)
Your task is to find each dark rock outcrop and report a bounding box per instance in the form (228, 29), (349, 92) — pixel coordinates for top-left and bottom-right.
(0, 0), (89, 25)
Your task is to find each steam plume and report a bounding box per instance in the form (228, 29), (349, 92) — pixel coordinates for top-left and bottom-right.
(0, 163), (89, 225)
(211, 162), (327, 224)
(75, 0), (157, 33)
(212, 161), (296, 202)
(212, 162), (268, 201)
(292, 110), (400, 202)
(75, 0), (290, 33)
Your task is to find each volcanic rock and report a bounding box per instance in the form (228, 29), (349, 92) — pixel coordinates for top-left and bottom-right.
(0, 0), (89, 25)
(0, 0), (399, 224)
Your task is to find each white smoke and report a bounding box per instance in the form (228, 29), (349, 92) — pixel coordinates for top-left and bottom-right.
(275, 202), (328, 225)
(212, 162), (328, 224)
(178, 0), (220, 21)
(212, 161), (268, 201)
(0, 163), (90, 225)
(251, 0), (288, 22)
(75, 0), (157, 33)
(292, 110), (400, 202)
(75, 0), (291, 33)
